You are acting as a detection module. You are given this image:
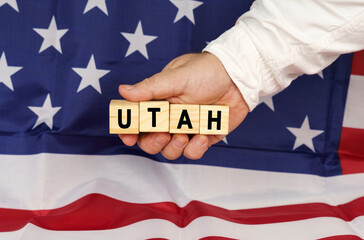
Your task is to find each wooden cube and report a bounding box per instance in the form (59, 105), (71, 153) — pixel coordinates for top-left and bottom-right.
(109, 100), (139, 134)
(170, 104), (200, 134)
(200, 105), (229, 135)
(140, 101), (169, 132)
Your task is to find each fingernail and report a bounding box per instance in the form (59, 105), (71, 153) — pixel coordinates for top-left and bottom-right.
(124, 85), (135, 90)
(156, 136), (168, 145)
(196, 136), (207, 146)
(173, 138), (187, 148)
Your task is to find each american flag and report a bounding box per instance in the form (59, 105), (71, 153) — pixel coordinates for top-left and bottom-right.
(0, 0), (364, 239)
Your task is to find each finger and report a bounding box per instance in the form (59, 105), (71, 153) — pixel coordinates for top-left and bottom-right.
(161, 134), (189, 160)
(119, 70), (186, 102)
(137, 132), (171, 155)
(183, 135), (209, 160)
(118, 134), (138, 146)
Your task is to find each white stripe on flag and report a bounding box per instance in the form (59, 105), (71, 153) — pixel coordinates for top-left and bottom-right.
(0, 153), (363, 210)
(1, 216), (364, 240)
(343, 74), (364, 129)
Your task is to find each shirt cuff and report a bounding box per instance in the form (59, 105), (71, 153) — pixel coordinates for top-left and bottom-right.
(203, 21), (279, 111)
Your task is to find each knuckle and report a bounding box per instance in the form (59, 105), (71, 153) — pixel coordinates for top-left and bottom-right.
(184, 145), (208, 160)
(142, 77), (157, 99)
(183, 150), (199, 160)
(142, 77), (153, 87)
(137, 140), (160, 155)
(161, 145), (182, 161)
(162, 152), (179, 160)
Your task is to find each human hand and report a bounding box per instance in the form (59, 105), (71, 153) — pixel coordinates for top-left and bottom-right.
(118, 52), (249, 160)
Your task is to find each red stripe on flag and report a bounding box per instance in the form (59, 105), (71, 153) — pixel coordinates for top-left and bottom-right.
(0, 193), (363, 232)
(351, 50), (364, 76)
(318, 235), (363, 240)
(338, 127), (364, 174)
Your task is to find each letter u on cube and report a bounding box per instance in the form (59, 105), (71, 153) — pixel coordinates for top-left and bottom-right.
(109, 100), (229, 135)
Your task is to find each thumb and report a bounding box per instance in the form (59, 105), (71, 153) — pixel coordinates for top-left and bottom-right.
(119, 71), (184, 102)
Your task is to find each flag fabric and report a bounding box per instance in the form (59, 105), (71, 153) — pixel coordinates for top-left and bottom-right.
(0, 0), (364, 239)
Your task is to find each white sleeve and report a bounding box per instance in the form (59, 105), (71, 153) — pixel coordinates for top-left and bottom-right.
(203, 0), (364, 111)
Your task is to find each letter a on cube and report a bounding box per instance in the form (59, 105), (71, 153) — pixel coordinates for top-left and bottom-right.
(140, 101), (169, 132)
(109, 100), (139, 134)
(200, 105), (229, 135)
(170, 104), (200, 134)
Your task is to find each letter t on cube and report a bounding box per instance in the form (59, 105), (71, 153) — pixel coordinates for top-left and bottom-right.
(109, 100), (139, 134)
(140, 101), (170, 132)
